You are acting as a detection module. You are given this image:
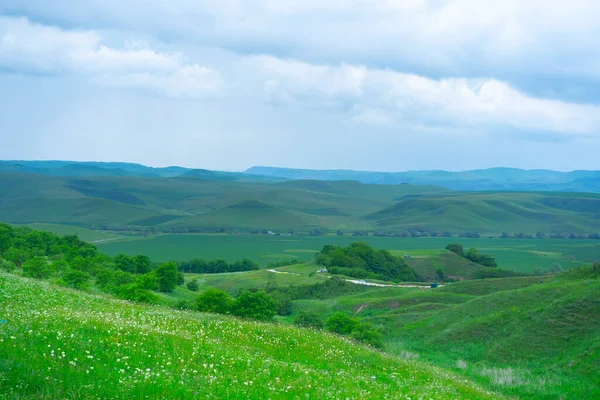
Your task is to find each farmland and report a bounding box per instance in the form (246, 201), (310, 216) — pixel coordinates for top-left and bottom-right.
(97, 234), (599, 273)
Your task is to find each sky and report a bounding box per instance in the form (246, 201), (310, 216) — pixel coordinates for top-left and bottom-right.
(1, 1), (599, 172)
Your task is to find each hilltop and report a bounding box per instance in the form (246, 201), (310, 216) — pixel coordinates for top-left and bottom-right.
(1, 170), (599, 235)
(0, 272), (501, 399)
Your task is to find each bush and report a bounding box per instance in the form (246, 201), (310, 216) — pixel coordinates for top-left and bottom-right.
(135, 273), (158, 290)
(155, 262), (179, 292)
(351, 322), (383, 348)
(232, 290), (278, 321)
(1, 259), (15, 273)
(22, 257), (54, 279)
(326, 312), (359, 335)
(276, 299), (293, 316)
(60, 268), (90, 290)
(186, 279), (200, 292)
(294, 312), (324, 329)
(445, 243), (464, 256)
(194, 288), (234, 314)
(116, 284), (158, 304)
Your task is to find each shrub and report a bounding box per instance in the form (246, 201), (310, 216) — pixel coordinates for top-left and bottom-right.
(232, 290), (278, 321)
(276, 299), (293, 316)
(294, 312), (324, 329)
(445, 243), (464, 256)
(116, 284), (158, 304)
(326, 312), (359, 335)
(61, 268), (90, 290)
(155, 262), (179, 292)
(351, 322), (383, 348)
(194, 288), (234, 314)
(186, 279), (200, 292)
(135, 273), (158, 290)
(22, 257), (54, 279)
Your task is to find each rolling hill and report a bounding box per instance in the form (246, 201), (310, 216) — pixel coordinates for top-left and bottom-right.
(1, 170), (599, 234)
(246, 166), (600, 193)
(0, 272), (501, 399)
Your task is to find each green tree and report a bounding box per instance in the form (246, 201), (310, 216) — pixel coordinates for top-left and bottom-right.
(351, 322), (383, 348)
(435, 268), (446, 281)
(232, 290), (278, 321)
(22, 257), (54, 279)
(194, 288), (234, 314)
(294, 311), (324, 329)
(135, 273), (158, 290)
(133, 254), (152, 274)
(445, 243), (464, 256)
(186, 279), (199, 292)
(326, 312), (359, 335)
(155, 262), (179, 292)
(61, 269), (90, 290)
(117, 284), (158, 304)
(5, 247), (30, 267)
(115, 253), (135, 273)
(0, 225), (13, 255)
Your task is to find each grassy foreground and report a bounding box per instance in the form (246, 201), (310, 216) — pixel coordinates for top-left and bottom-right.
(0, 273), (501, 399)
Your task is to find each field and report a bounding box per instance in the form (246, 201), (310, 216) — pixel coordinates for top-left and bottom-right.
(0, 272), (502, 399)
(97, 234), (599, 273)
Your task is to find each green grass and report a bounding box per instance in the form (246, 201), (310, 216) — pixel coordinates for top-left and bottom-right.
(0, 272), (502, 399)
(97, 234), (598, 272)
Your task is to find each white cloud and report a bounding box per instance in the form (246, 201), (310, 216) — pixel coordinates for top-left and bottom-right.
(240, 56), (600, 135)
(0, 17), (220, 96)
(3, 0), (599, 86)
(1, 14), (600, 138)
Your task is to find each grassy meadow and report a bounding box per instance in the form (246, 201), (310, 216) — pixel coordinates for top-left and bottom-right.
(97, 233), (598, 273)
(0, 272), (502, 399)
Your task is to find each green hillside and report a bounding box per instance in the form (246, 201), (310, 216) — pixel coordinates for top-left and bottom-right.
(1, 171), (599, 234)
(367, 192), (600, 233)
(0, 272), (501, 399)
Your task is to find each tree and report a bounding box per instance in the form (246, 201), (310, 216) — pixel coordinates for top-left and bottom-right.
(22, 257), (54, 279)
(194, 288), (234, 314)
(155, 262), (179, 292)
(0, 225), (13, 256)
(232, 290), (278, 321)
(294, 312), (324, 329)
(186, 279), (199, 292)
(115, 253), (135, 273)
(135, 273), (158, 290)
(536, 232), (547, 239)
(133, 254), (152, 274)
(351, 322), (383, 348)
(326, 312), (359, 335)
(61, 269), (90, 290)
(4, 247), (30, 267)
(445, 243), (464, 256)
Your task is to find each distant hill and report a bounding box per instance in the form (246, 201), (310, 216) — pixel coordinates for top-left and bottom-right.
(367, 192), (600, 233)
(0, 168), (599, 234)
(246, 166), (600, 193)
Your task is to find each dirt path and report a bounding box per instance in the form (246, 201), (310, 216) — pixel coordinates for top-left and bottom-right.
(267, 269), (301, 276)
(344, 279), (442, 289)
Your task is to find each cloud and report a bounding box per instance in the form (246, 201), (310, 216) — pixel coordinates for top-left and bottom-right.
(0, 16), (220, 96)
(1, 13), (600, 140)
(3, 0), (600, 100)
(240, 56), (600, 136)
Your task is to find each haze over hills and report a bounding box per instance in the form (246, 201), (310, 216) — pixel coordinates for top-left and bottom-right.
(2, 160), (600, 192)
(246, 166), (600, 193)
(1, 161), (599, 235)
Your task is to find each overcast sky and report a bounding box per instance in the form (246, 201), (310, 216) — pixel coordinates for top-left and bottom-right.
(1, 1), (599, 172)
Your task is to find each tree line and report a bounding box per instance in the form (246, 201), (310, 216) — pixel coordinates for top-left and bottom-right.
(315, 242), (419, 282)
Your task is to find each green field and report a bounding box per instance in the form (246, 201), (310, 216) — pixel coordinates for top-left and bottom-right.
(0, 272), (502, 399)
(98, 234), (599, 273)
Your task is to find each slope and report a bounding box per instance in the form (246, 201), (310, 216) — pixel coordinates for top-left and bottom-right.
(0, 272), (501, 399)
(367, 192), (600, 233)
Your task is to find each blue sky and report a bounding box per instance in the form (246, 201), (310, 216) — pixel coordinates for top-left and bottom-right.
(1, 1), (599, 171)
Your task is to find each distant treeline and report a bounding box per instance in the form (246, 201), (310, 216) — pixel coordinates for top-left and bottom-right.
(71, 224), (600, 240)
(178, 258), (259, 273)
